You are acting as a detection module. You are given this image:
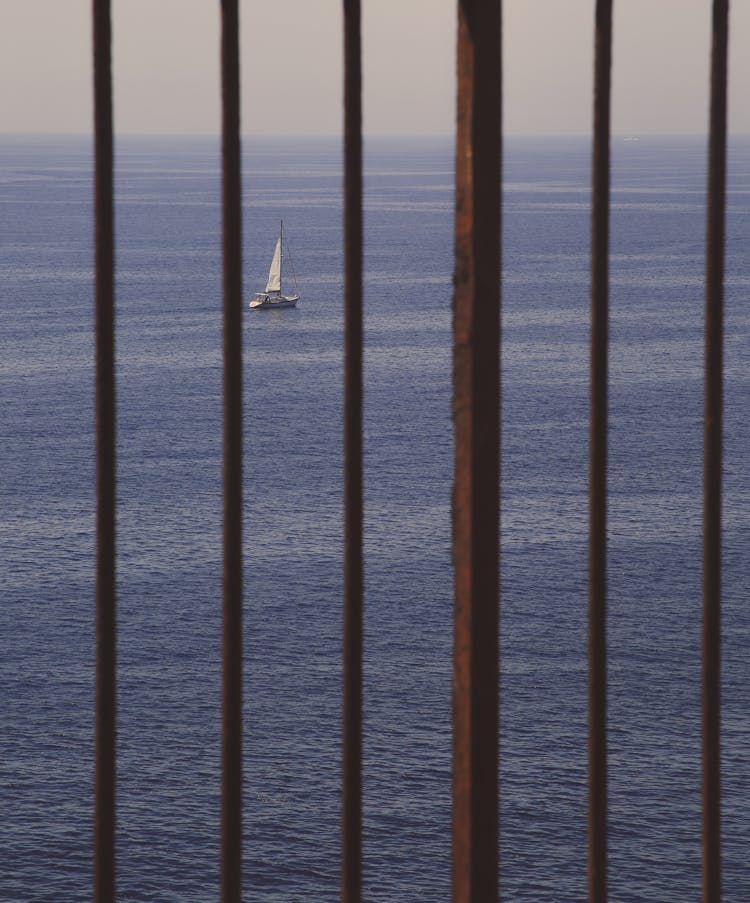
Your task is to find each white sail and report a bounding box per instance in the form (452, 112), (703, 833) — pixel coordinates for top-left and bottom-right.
(264, 238), (282, 293)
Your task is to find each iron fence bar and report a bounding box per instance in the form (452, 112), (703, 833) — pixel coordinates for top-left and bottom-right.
(220, 0), (243, 899)
(92, 1), (116, 900)
(452, 1), (501, 900)
(703, 2), (728, 901)
(588, 3), (612, 902)
(342, 1), (363, 901)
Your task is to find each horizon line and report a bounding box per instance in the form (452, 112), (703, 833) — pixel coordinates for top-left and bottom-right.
(2, 130), (750, 141)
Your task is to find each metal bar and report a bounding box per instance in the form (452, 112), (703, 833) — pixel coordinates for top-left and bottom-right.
(452, 2), (501, 901)
(92, 1), (116, 900)
(588, 3), (612, 902)
(703, 2), (728, 901)
(220, 0), (243, 899)
(341, 1), (363, 901)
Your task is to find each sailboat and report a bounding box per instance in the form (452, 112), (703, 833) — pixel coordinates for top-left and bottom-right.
(249, 221), (300, 310)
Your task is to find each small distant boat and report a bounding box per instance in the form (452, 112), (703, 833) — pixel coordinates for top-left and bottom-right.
(249, 221), (300, 310)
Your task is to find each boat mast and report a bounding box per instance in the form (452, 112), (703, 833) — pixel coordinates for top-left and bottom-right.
(279, 219), (283, 296)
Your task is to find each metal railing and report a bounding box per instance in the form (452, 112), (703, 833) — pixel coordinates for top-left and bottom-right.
(91, 1), (729, 901)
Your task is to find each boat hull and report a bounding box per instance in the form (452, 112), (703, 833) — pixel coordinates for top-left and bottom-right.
(249, 294), (300, 310)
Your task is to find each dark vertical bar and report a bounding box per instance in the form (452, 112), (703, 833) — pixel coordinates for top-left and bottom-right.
(588, 3), (612, 902)
(703, 3), (728, 901)
(452, 2), (501, 901)
(220, 0), (243, 900)
(92, 1), (116, 901)
(342, 1), (363, 902)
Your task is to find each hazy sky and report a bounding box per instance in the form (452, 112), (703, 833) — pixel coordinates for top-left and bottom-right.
(2, 1), (749, 136)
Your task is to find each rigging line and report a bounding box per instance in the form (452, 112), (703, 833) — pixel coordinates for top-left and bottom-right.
(285, 234), (300, 294)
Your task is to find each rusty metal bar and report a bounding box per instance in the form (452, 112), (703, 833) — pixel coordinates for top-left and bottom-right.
(92, 1), (116, 900)
(341, 1), (363, 901)
(588, 3), (612, 902)
(702, 2), (728, 901)
(220, 0), (243, 899)
(452, 2), (501, 901)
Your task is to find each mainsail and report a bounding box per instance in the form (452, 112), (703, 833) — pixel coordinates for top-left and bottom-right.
(264, 238), (282, 293)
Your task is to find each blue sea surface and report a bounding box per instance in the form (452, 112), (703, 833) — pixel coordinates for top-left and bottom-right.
(1, 134), (749, 901)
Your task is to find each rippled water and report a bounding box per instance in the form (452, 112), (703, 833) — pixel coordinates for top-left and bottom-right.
(1, 134), (749, 901)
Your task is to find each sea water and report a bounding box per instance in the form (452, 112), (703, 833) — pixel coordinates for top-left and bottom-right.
(1, 134), (749, 901)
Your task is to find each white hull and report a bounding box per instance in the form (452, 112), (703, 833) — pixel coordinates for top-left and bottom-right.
(249, 293), (299, 310)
